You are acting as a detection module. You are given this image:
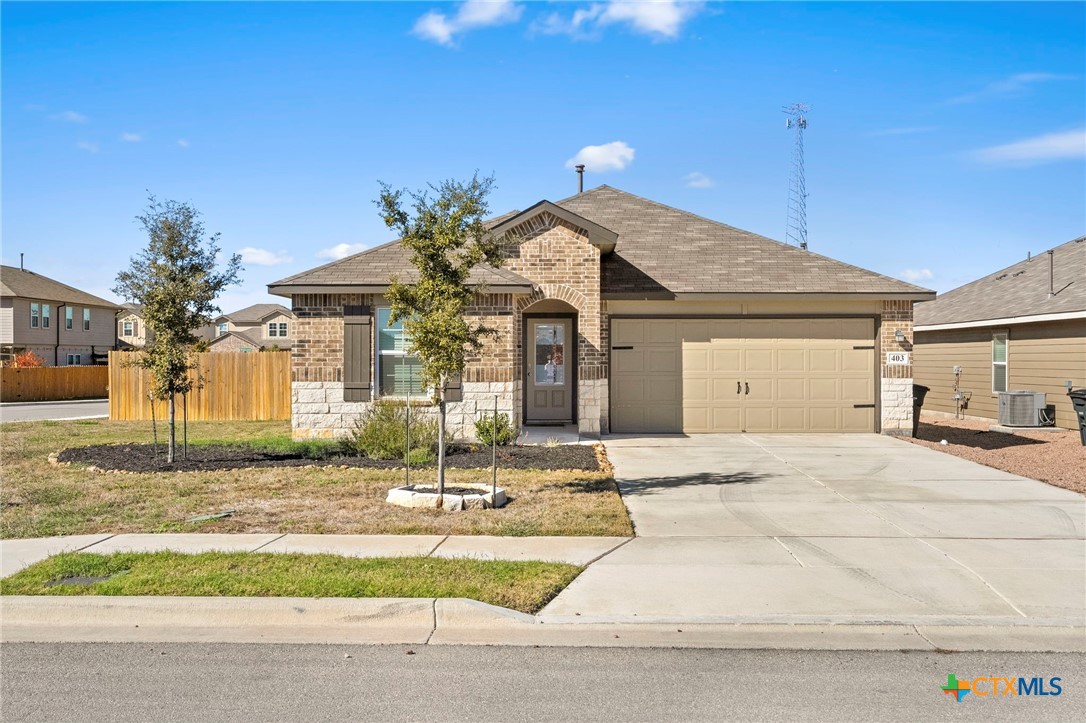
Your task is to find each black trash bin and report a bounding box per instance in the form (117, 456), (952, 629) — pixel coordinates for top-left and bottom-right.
(912, 384), (930, 438)
(1069, 389), (1086, 446)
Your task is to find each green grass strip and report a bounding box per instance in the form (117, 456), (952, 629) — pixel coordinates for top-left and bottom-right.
(0, 552), (582, 614)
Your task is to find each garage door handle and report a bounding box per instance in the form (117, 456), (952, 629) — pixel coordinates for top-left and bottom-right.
(744, 382), (750, 395)
(737, 381), (742, 395)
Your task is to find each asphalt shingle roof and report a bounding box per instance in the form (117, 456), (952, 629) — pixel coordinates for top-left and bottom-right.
(914, 237), (1085, 326)
(270, 186), (933, 297)
(0, 265), (120, 308)
(221, 303), (293, 323)
(557, 186), (933, 296)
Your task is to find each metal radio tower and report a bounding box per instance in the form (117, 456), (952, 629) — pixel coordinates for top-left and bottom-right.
(783, 103), (809, 251)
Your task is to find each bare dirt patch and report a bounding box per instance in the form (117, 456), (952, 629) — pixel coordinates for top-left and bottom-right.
(907, 414), (1085, 494)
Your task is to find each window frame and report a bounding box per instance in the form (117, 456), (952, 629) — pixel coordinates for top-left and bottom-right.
(267, 322), (278, 338)
(122, 320), (135, 337)
(278, 322), (288, 337)
(218, 322), (228, 337)
(83, 308), (91, 331)
(65, 307), (74, 330)
(376, 307), (425, 398)
(992, 331), (1009, 394)
(42, 304), (51, 329)
(66, 353), (81, 366)
(30, 303), (39, 329)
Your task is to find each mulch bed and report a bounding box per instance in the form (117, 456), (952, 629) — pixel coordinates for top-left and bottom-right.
(56, 443), (600, 473)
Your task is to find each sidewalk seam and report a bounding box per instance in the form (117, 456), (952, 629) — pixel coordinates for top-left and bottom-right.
(424, 599), (437, 644)
(583, 537), (634, 567)
(426, 535), (450, 557)
(249, 534), (287, 553)
(911, 624), (940, 650)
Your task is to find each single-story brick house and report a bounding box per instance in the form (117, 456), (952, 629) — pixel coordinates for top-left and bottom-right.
(914, 237), (1085, 430)
(269, 185), (934, 440)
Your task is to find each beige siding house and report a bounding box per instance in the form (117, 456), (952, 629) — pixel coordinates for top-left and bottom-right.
(116, 303), (153, 349)
(270, 185), (934, 441)
(207, 303), (295, 352)
(0, 265), (120, 365)
(914, 238), (1086, 430)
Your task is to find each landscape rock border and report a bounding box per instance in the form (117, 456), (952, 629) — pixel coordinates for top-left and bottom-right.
(386, 483), (507, 511)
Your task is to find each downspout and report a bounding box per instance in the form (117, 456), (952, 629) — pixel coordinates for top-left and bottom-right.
(55, 303), (66, 366)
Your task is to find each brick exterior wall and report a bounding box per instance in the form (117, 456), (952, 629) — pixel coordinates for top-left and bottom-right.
(879, 299), (915, 435)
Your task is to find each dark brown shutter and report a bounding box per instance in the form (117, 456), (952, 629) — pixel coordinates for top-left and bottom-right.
(343, 305), (372, 402)
(133, 320), (139, 337)
(444, 373), (463, 402)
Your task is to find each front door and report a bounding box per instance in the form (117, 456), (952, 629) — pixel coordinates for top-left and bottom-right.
(525, 318), (574, 423)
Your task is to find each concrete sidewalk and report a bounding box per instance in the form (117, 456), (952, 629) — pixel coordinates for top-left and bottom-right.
(0, 533), (631, 578)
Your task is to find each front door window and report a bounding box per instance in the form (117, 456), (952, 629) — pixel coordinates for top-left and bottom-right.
(534, 324), (565, 385)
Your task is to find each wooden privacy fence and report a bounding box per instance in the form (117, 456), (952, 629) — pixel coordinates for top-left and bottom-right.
(1, 366), (109, 402)
(109, 351), (291, 421)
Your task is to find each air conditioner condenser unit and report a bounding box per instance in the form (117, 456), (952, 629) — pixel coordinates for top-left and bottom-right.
(997, 391), (1047, 427)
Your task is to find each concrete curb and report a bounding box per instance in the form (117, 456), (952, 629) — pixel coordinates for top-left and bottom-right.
(2, 596), (1083, 652)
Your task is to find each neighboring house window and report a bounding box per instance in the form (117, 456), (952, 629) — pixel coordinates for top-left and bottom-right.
(992, 332), (1008, 393)
(83, 308), (91, 331)
(377, 308), (424, 397)
(30, 303), (39, 328)
(122, 320), (135, 337)
(66, 354), (82, 366)
(65, 307), (74, 330)
(42, 304), (50, 329)
(267, 322), (289, 337)
(218, 322), (228, 337)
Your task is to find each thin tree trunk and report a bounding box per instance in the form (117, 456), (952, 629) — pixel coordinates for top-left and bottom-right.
(436, 397), (446, 505)
(167, 393), (176, 464)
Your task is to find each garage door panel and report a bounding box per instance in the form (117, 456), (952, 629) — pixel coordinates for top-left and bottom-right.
(611, 317), (875, 434)
(809, 349), (839, 372)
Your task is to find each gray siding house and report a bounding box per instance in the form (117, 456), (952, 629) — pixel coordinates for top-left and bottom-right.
(1, 265), (121, 365)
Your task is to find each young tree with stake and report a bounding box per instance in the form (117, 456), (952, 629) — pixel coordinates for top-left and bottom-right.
(114, 196), (242, 463)
(378, 175), (503, 503)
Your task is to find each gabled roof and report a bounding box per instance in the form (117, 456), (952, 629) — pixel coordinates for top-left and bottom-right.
(119, 302), (144, 317)
(218, 303), (294, 324)
(556, 186), (933, 298)
(915, 237), (1085, 328)
(268, 239), (535, 296)
(0, 266), (121, 309)
(269, 185), (933, 300)
(208, 329), (264, 348)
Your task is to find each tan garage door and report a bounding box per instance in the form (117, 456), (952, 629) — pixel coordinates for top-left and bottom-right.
(611, 318), (876, 433)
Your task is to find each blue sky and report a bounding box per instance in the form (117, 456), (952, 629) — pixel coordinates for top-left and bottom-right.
(3, 1), (1084, 312)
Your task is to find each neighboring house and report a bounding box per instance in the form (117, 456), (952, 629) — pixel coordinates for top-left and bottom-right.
(914, 237), (1086, 430)
(0, 264), (121, 366)
(269, 185), (934, 441)
(206, 303), (295, 353)
(116, 303), (153, 349)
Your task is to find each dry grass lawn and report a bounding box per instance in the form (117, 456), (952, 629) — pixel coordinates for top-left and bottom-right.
(0, 420), (633, 539)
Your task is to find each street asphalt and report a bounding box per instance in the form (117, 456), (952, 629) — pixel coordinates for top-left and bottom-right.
(0, 399), (108, 422)
(2, 643), (1082, 722)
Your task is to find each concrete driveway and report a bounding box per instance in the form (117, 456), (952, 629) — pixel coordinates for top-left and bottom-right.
(542, 435), (1085, 625)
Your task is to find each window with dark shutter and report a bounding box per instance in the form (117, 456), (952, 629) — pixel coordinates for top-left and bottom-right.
(343, 305), (372, 402)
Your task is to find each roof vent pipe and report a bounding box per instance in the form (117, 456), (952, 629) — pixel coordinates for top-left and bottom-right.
(1048, 249), (1054, 297)
(20, 253), (24, 271)
(575, 164), (585, 193)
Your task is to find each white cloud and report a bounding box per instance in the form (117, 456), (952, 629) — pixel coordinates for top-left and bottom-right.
(949, 72), (1076, 104)
(177, 138), (190, 148)
(316, 243), (368, 261)
(120, 132), (143, 143)
(867, 126), (937, 137)
(971, 128), (1086, 166)
(413, 0), (524, 46)
(50, 110), (88, 123)
(901, 268), (934, 282)
(238, 247), (293, 266)
(565, 141), (636, 172)
(76, 141), (100, 154)
(537, 1), (704, 40)
(683, 171), (714, 188)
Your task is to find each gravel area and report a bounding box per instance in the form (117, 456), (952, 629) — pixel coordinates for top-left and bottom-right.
(57, 443), (601, 473)
(907, 414), (1085, 494)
